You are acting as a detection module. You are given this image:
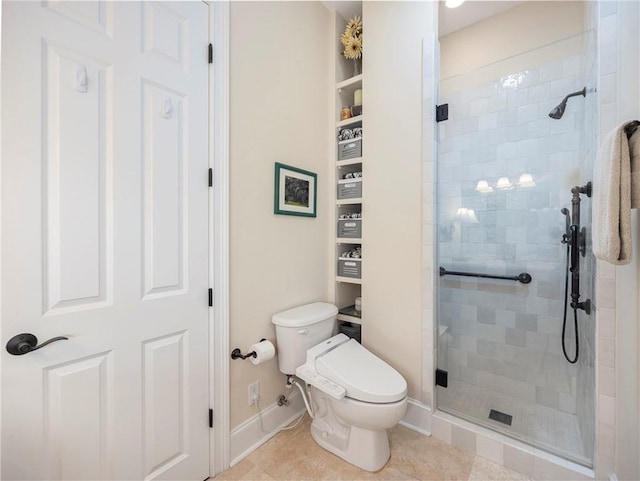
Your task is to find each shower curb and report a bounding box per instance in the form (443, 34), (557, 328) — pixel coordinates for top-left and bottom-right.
(432, 411), (595, 481)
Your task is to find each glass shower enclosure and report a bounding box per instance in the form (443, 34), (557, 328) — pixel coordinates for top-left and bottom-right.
(435, 33), (596, 466)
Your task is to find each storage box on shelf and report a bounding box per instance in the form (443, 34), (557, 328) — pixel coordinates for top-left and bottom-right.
(338, 138), (362, 161)
(337, 177), (362, 200)
(337, 206), (362, 243)
(338, 243), (361, 279)
(338, 218), (362, 238)
(336, 246), (362, 284)
(337, 121), (363, 167)
(338, 258), (361, 279)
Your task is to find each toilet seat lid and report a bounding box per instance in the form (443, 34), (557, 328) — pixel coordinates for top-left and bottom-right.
(316, 339), (407, 403)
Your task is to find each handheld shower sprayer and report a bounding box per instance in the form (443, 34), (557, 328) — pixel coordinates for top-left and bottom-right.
(559, 182), (592, 364)
(560, 207), (571, 242)
(549, 87), (587, 120)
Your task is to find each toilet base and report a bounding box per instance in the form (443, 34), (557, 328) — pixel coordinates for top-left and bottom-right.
(310, 417), (390, 472)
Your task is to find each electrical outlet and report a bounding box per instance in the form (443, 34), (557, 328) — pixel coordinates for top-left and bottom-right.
(248, 380), (260, 406)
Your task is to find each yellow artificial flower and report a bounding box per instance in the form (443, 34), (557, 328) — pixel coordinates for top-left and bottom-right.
(345, 16), (363, 37)
(341, 31), (352, 47)
(343, 35), (363, 60)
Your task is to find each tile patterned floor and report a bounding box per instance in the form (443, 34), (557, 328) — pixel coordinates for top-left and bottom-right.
(215, 416), (530, 480)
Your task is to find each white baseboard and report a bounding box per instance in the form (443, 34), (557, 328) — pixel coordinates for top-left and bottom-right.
(229, 394), (432, 467)
(229, 389), (305, 466)
(399, 397), (432, 436)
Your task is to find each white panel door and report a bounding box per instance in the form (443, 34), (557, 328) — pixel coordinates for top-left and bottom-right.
(1, 2), (210, 480)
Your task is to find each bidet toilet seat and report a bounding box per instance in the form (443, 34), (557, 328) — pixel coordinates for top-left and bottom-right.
(296, 333), (407, 404)
(317, 337), (407, 403)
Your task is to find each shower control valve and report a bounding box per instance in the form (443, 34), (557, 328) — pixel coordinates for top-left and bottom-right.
(571, 298), (591, 315)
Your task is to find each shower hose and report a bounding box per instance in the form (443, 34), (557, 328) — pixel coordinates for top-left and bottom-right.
(562, 242), (579, 364)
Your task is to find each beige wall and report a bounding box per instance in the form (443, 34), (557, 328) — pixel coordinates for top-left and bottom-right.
(440, 1), (585, 80)
(361, 1), (431, 400)
(229, 1), (331, 429)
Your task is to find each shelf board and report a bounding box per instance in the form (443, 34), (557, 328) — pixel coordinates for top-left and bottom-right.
(336, 114), (363, 128)
(336, 197), (362, 205)
(336, 74), (362, 90)
(336, 276), (362, 285)
(336, 238), (362, 244)
(337, 313), (362, 323)
(339, 304), (361, 318)
(337, 157), (363, 167)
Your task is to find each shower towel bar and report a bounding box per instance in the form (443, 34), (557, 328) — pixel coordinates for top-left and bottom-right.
(625, 120), (639, 139)
(439, 267), (532, 284)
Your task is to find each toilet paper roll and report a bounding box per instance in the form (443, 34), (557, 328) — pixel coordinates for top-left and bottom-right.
(249, 340), (276, 365)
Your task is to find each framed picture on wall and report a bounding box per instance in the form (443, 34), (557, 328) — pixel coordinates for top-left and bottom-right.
(274, 162), (317, 218)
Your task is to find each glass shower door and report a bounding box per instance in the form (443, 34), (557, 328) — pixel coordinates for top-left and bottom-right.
(435, 33), (596, 466)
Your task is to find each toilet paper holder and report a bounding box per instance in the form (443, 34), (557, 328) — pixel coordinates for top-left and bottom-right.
(231, 338), (266, 360)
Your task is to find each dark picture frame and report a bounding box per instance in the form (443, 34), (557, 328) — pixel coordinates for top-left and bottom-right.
(274, 162), (317, 218)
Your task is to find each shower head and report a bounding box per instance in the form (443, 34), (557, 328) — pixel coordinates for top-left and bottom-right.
(549, 103), (567, 120)
(548, 87), (587, 119)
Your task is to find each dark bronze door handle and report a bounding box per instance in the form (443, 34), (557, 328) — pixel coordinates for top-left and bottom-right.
(6, 333), (69, 355)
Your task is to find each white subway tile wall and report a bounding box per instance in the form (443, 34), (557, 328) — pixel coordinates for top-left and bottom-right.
(594, 2), (618, 478)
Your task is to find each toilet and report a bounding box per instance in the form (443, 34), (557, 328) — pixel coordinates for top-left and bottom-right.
(271, 302), (407, 472)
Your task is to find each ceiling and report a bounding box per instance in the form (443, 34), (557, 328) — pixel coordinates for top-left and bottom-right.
(322, 1), (526, 37)
(439, 0), (525, 36)
(321, 1), (362, 21)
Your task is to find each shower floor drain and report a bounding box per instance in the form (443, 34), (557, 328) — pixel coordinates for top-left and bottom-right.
(489, 409), (513, 426)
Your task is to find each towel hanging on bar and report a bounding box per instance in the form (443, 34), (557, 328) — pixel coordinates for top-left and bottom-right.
(592, 120), (640, 264)
(629, 121), (640, 208)
(625, 120), (640, 140)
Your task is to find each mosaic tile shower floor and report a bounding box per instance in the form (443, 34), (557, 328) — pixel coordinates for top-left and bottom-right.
(215, 416), (530, 480)
(438, 379), (588, 465)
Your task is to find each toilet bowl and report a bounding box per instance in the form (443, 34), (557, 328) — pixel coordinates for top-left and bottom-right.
(310, 388), (407, 472)
(272, 303), (408, 472)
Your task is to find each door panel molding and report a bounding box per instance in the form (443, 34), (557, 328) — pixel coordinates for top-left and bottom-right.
(142, 331), (188, 478)
(141, 80), (188, 300)
(43, 0), (113, 38)
(42, 42), (114, 315)
(44, 351), (114, 480)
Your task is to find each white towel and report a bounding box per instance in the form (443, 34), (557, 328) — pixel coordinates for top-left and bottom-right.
(629, 126), (640, 208)
(592, 123), (633, 264)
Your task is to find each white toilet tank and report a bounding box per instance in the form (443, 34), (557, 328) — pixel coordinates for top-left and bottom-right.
(271, 302), (338, 375)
